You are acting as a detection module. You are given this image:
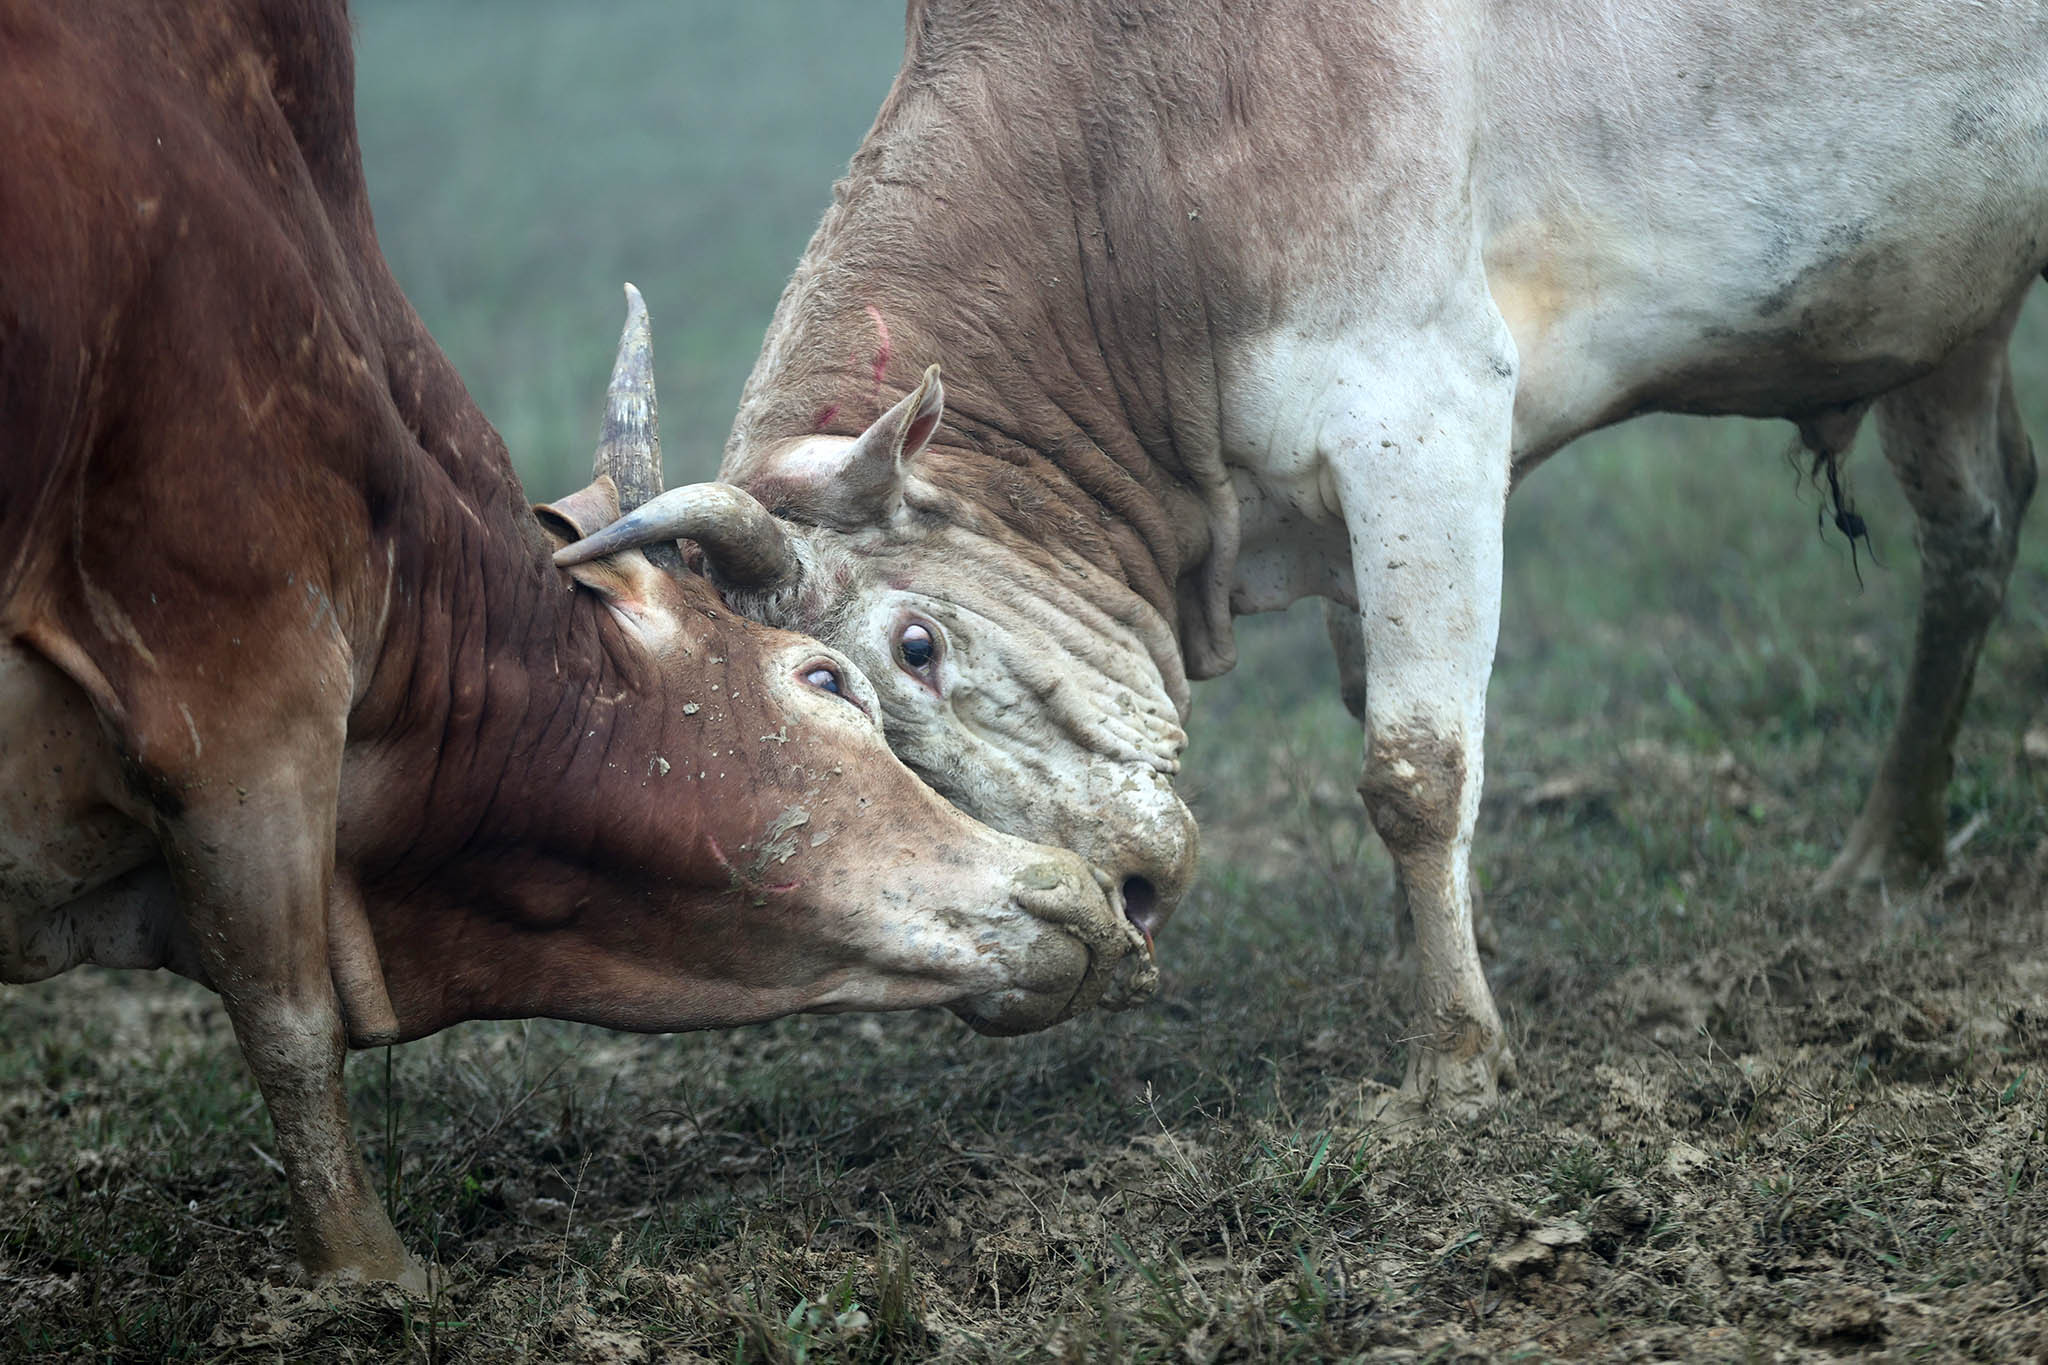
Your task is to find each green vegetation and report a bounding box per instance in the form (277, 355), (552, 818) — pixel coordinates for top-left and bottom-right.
(4, 1), (2046, 1359)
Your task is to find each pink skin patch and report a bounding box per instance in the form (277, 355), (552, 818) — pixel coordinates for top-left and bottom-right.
(865, 304), (893, 399)
(811, 305), (895, 435)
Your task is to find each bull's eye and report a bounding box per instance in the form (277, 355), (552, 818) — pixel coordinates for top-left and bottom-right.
(897, 621), (937, 673)
(802, 665), (845, 696)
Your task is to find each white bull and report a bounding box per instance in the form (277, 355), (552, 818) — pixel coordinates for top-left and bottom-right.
(571, 0), (2048, 1115)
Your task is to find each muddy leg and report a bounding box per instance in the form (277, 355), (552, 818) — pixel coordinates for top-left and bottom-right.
(1326, 592), (1497, 959)
(160, 727), (421, 1289)
(1818, 302), (2036, 891)
(1328, 349), (1517, 1120)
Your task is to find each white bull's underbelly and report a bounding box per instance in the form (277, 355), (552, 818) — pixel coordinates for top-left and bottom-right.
(1492, 186), (2048, 461)
(0, 641), (176, 981)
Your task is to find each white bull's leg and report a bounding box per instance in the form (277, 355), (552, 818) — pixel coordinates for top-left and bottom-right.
(156, 717), (421, 1289)
(1326, 345), (1517, 1119)
(1819, 302), (2037, 891)
(1325, 598), (1498, 960)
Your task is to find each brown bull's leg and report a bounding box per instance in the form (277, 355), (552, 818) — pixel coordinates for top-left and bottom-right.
(156, 715), (420, 1289)
(1819, 299), (2036, 892)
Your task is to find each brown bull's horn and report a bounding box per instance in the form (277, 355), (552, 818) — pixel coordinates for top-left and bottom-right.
(593, 284), (683, 572)
(552, 482), (798, 589)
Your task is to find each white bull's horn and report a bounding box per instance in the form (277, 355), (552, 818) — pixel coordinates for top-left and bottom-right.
(552, 482), (799, 589)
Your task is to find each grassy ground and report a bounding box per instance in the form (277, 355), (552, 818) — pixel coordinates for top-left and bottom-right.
(6, 4), (2048, 1360)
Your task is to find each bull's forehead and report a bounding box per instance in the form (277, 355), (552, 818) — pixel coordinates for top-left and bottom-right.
(831, 537), (1188, 772)
(759, 433), (855, 485)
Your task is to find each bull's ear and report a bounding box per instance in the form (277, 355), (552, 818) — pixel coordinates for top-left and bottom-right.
(536, 475), (668, 618)
(772, 364), (943, 528)
(534, 475), (623, 545)
(549, 535), (687, 642)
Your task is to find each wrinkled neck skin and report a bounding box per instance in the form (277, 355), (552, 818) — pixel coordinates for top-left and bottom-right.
(330, 311), (868, 1046)
(207, 27), (835, 1043)
(336, 500), (666, 1040)
(723, 4), (1306, 685)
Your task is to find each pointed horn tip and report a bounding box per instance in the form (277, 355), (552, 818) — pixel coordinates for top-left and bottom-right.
(619, 284), (650, 336)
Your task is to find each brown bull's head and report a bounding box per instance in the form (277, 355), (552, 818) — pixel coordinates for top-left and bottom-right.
(539, 290), (1156, 1034)
(559, 354), (1198, 950)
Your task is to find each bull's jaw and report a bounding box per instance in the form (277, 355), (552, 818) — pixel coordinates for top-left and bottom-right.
(758, 834), (1156, 1035)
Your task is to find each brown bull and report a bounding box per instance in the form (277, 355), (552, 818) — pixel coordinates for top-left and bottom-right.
(0, 0), (1148, 1287)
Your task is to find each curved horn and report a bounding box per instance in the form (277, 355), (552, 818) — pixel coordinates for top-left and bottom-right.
(553, 482), (799, 589)
(593, 283), (679, 572)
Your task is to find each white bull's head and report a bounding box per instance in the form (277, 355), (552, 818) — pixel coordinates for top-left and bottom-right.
(558, 366), (1198, 946)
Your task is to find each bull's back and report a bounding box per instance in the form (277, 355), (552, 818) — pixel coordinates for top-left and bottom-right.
(0, 0), (407, 606)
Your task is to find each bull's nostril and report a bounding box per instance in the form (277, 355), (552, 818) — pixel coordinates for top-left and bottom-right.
(1120, 876), (1162, 937)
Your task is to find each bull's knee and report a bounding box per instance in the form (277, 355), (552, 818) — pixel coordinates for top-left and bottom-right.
(1922, 499), (2019, 625)
(1358, 725), (1467, 858)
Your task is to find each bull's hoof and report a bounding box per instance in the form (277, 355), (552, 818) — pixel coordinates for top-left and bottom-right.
(1815, 823), (1941, 895)
(296, 1215), (429, 1298)
(308, 1254), (430, 1298)
(1364, 1033), (1515, 1128)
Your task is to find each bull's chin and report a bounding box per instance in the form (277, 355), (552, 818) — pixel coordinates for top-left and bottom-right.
(949, 928), (1159, 1035)
(1099, 947), (1160, 1011)
(950, 991), (1090, 1036)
